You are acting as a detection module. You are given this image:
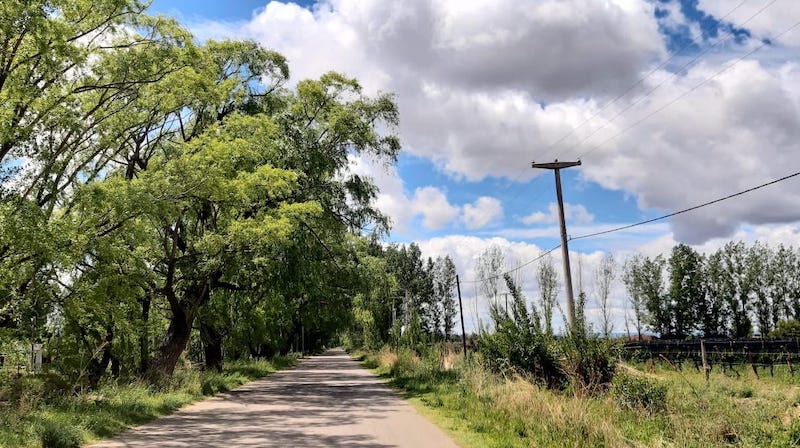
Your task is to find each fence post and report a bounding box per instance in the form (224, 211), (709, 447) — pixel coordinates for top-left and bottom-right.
(700, 339), (709, 384)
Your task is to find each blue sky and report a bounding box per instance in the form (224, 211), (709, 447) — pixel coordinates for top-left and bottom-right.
(146, 0), (800, 331)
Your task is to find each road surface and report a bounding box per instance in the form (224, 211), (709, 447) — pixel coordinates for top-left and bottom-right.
(90, 349), (459, 447)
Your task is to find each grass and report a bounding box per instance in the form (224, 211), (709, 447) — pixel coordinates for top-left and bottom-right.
(358, 346), (800, 448)
(0, 356), (296, 448)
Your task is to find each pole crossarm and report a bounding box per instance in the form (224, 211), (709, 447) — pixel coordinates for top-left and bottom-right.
(531, 160), (582, 169)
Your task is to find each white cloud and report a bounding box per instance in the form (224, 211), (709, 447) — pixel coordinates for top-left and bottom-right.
(187, 0), (665, 180)
(697, 0), (800, 47)
(462, 197), (504, 229)
(576, 59), (800, 243)
(411, 187), (460, 230)
(184, 0), (800, 244)
(348, 156), (461, 232)
(522, 202), (594, 225)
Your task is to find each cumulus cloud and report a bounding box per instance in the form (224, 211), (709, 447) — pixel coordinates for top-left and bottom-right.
(462, 197), (504, 229)
(185, 0), (800, 244)
(575, 59), (800, 243)
(411, 187), (460, 230)
(522, 202), (594, 225)
(348, 156), (459, 232)
(697, 0), (800, 46)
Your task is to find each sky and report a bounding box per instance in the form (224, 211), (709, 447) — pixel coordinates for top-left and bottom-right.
(148, 0), (800, 333)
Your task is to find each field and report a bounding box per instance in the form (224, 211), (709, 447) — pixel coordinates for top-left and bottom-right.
(357, 346), (800, 448)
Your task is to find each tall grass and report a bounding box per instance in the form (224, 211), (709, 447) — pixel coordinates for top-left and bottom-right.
(0, 356), (295, 448)
(362, 345), (800, 448)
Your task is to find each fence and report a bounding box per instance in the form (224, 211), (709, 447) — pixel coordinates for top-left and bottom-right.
(623, 338), (800, 378)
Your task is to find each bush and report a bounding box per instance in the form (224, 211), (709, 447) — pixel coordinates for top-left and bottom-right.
(389, 347), (421, 377)
(479, 275), (564, 389)
(479, 274), (617, 395)
(769, 319), (800, 338)
(612, 373), (667, 413)
(39, 418), (83, 448)
(557, 331), (618, 396)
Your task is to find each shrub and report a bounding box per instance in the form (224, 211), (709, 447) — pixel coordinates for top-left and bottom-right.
(612, 373), (667, 413)
(769, 319), (800, 338)
(557, 330), (618, 396)
(479, 274), (564, 389)
(39, 418), (83, 448)
(389, 347), (421, 377)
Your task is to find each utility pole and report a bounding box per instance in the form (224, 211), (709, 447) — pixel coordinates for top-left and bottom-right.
(456, 275), (467, 359)
(531, 159), (581, 330)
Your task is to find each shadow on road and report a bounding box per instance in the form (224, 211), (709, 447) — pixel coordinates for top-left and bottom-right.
(92, 349), (457, 448)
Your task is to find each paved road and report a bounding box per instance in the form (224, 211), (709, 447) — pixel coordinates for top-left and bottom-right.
(90, 350), (459, 447)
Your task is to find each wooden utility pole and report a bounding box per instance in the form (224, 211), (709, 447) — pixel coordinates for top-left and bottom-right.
(456, 275), (468, 359)
(531, 159), (581, 330)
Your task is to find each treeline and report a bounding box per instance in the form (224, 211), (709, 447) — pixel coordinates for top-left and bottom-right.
(348, 242), (459, 349)
(0, 1), (400, 386)
(624, 241), (800, 339)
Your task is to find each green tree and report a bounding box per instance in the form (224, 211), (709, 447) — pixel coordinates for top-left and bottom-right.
(667, 244), (703, 338)
(433, 256), (458, 339)
(749, 242), (773, 336)
(593, 253), (616, 339)
(771, 245), (800, 323)
(622, 255), (648, 340)
(642, 255), (669, 336)
(720, 242), (753, 337)
(536, 253), (559, 336)
(699, 251), (729, 337)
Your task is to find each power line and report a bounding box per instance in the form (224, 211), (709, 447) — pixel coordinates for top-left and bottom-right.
(460, 243), (561, 284)
(576, 17), (800, 160)
(570, 169), (800, 242)
(538, 0), (753, 162)
(503, 1), (768, 213)
(459, 168), (800, 290)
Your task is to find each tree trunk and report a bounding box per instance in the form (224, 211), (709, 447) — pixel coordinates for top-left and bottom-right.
(146, 280), (212, 381)
(200, 320), (224, 371)
(147, 303), (193, 381)
(87, 326), (114, 389)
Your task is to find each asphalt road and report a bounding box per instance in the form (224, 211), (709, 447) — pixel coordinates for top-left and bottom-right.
(89, 349), (459, 447)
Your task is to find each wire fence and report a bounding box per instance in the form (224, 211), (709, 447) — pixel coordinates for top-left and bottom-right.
(622, 338), (800, 378)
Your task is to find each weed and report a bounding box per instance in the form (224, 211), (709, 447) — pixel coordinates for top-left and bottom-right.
(612, 373), (667, 413)
(39, 417), (83, 448)
(0, 357), (295, 447)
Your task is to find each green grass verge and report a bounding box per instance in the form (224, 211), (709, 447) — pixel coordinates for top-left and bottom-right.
(358, 346), (800, 448)
(0, 356), (296, 448)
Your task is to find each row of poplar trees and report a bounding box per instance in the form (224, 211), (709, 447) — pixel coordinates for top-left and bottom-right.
(0, 0), (404, 385)
(349, 242), (460, 349)
(625, 242), (800, 339)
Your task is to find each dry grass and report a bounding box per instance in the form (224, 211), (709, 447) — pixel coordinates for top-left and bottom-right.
(363, 346), (800, 448)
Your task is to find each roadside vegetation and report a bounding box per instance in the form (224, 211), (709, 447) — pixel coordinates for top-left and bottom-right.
(346, 249), (800, 448)
(0, 356), (295, 448)
(1, 1), (402, 446)
(356, 345), (800, 448)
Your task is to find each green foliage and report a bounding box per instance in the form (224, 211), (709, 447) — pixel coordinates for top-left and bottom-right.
(39, 416), (84, 448)
(480, 273), (617, 396)
(769, 319), (800, 338)
(0, 357), (294, 447)
(480, 274), (564, 388)
(612, 373), (667, 413)
(364, 344), (800, 448)
(668, 244), (704, 338)
(558, 329), (618, 396)
(1, 0), (402, 384)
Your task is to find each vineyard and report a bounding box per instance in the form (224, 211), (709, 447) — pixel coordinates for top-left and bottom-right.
(623, 338), (800, 378)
